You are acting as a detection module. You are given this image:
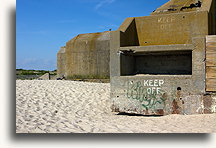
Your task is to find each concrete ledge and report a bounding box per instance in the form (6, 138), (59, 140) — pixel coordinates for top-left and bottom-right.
(119, 44), (194, 53)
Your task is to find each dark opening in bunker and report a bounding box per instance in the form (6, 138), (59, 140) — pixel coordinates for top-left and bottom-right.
(120, 51), (192, 76)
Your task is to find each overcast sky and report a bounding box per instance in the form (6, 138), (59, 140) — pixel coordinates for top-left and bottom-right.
(16, 0), (169, 70)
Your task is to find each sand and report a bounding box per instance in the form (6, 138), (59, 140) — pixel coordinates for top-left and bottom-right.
(16, 80), (216, 133)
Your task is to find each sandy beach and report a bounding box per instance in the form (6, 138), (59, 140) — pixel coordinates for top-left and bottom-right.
(16, 80), (215, 133)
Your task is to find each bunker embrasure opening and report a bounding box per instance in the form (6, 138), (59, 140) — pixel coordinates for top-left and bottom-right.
(120, 50), (192, 76)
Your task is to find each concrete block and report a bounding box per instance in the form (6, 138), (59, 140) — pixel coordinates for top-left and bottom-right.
(110, 0), (215, 115)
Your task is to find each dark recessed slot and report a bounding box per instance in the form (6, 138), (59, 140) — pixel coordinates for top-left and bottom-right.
(120, 51), (192, 76)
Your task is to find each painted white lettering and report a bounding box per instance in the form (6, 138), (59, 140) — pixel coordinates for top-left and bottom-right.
(157, 88), (161, 94)
(159, 80), (164, 86)
(152, 87), (156, 94)
(158, 17), (176, 23)
(158, 18), (162, 23)
(171, 17), (175, 22)
(144, 80), (149, 86)
(147, 88), (151, 94)
(149, 80), (153, 87)
(154, 80), (158, 86)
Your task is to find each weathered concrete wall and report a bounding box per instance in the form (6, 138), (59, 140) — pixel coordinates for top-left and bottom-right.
(57, 31), (110, 79)
(57, 46), (66, 77)
(65, 31), (110, 79)
(110, 37), (208, 115)
(110, 0), (216, 115)
(135, 11), (208, 46)
(118, 18), (139, 47)
(118, 0), (215, 47)
(119, 11), (209, 47)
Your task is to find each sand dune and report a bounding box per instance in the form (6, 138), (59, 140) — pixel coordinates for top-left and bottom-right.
(16, 80), (215, 133)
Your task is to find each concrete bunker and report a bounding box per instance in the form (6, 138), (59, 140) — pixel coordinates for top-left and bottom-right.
(110, 0), (216, 115)
(57, 31), (111, 79)
(56, 0), (215, 115)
